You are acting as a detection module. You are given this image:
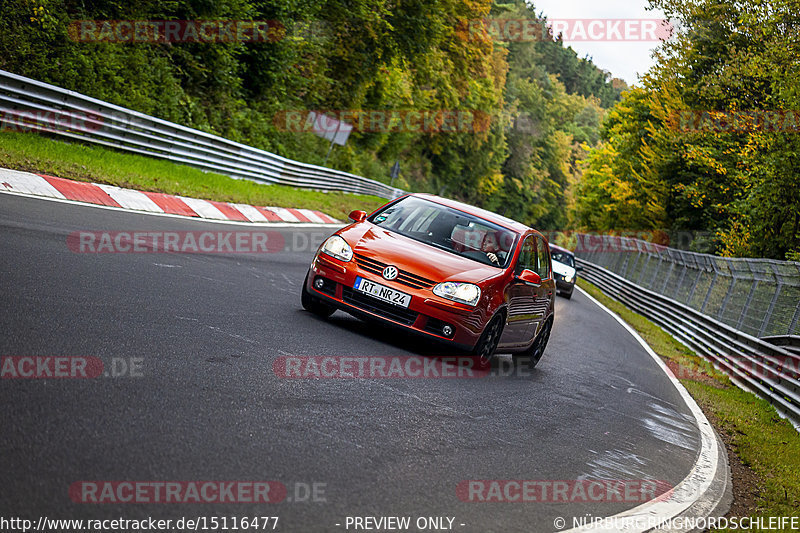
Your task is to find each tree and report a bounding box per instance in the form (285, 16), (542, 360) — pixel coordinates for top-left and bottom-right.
(573, 0), (800, 259)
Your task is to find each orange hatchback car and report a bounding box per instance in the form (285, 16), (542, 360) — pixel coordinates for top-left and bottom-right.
(302, 194), (555, 366)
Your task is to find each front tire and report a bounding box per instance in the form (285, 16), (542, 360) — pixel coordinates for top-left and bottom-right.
(472, 313), (505, 364)
(301, 272), (335, 318)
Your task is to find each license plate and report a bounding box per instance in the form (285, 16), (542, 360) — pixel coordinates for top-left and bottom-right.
(354, 277), (411, 308)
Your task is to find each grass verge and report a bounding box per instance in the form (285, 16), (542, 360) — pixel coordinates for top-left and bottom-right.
(0, 131), (387, 220)
(578, 278), (800, 526)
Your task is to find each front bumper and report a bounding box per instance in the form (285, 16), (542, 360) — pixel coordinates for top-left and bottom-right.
(306, 254), (487, 348)
(554, 275), (575, 294)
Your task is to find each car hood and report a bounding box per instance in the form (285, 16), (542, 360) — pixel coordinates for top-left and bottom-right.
(552, 260), (576, 279)
(339, 224), (505, 283)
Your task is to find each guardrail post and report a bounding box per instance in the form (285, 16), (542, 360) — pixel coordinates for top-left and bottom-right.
(630, 241), (647, 280)
(759, 281), (782, 337)
(627, 242), (641, 278)
(736, 279), (759, 332)
(701, 270), (718, 314)
(686, 266), (703, 306)
(619, 246), (632, 277)
(649, 252), (665, 290)
(674, 259), (689, 300)
(717, 276), (737, 320)
(637, 252), (652, 286)
(790, 299), (800, 336)
(612, 237), (626, 274)
(660, 260), (676, 294)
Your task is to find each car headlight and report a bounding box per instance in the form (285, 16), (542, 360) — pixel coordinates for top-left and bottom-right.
(433, 282), (481, 306)
(564, 275), (574, 283)
(320, 235), (353, 262)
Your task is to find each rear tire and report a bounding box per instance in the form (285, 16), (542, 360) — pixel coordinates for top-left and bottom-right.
(472, 313), (505, 365)
(301, 272), (335, 318)
(518, 317), (552, 370)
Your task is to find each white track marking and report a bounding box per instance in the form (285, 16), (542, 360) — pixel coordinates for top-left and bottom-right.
(95, 184), (164, 213)
(297, 209), (325, 223)
(263, 207), (299, 222)
(177, 197), (228, 220)
(0, 169), (66, 199)
(230, 203), (270, 222)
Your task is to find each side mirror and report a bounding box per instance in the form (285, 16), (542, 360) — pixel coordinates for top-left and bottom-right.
(348, 210), (367, 223)
(517, 269), (541, 286)
(576, 265), (584, 272)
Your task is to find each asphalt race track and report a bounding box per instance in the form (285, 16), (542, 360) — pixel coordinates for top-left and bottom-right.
(0, 193), (704, 532)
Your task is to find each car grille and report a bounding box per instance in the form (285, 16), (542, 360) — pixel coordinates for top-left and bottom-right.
(342, 286), (419, 326)
(353, 253), (436, 290)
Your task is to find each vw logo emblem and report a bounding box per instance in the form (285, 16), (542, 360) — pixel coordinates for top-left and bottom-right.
(382, 266), (399, 280)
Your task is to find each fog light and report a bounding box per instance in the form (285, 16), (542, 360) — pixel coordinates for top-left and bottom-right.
(314, 278), (325, 289)
(442, 325), (454, 337)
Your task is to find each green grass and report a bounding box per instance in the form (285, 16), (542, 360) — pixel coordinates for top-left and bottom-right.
(684, 382), (800, 518)
(578, 279), (800, 525)
(0, 131), (387, 220)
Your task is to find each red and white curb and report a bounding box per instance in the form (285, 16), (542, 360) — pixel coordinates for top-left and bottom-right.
(0, 168), (340, 225)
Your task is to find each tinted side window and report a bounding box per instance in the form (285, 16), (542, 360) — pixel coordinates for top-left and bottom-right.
(535, 236), (551, 279)
(517, 236), (536, 272)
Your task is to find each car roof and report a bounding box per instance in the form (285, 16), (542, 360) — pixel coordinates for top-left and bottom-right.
(410, 193), (531, 234)
(549, 243), (573, 255)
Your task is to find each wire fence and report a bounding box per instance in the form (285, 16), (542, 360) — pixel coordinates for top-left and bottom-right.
(0, 69), (404, 200)
(574, 234), (800, 338)
(576, 258), (800, 427)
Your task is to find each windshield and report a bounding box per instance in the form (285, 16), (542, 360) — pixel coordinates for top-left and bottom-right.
(550, 250), (575, 268)
(368, 197), (518, 268)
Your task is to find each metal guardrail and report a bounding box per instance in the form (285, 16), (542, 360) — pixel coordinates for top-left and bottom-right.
(763, 335), (800, 356)
(577, 258), (800, 426)
(575, 234), (800, 338)
(0, 70), (404, 200)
